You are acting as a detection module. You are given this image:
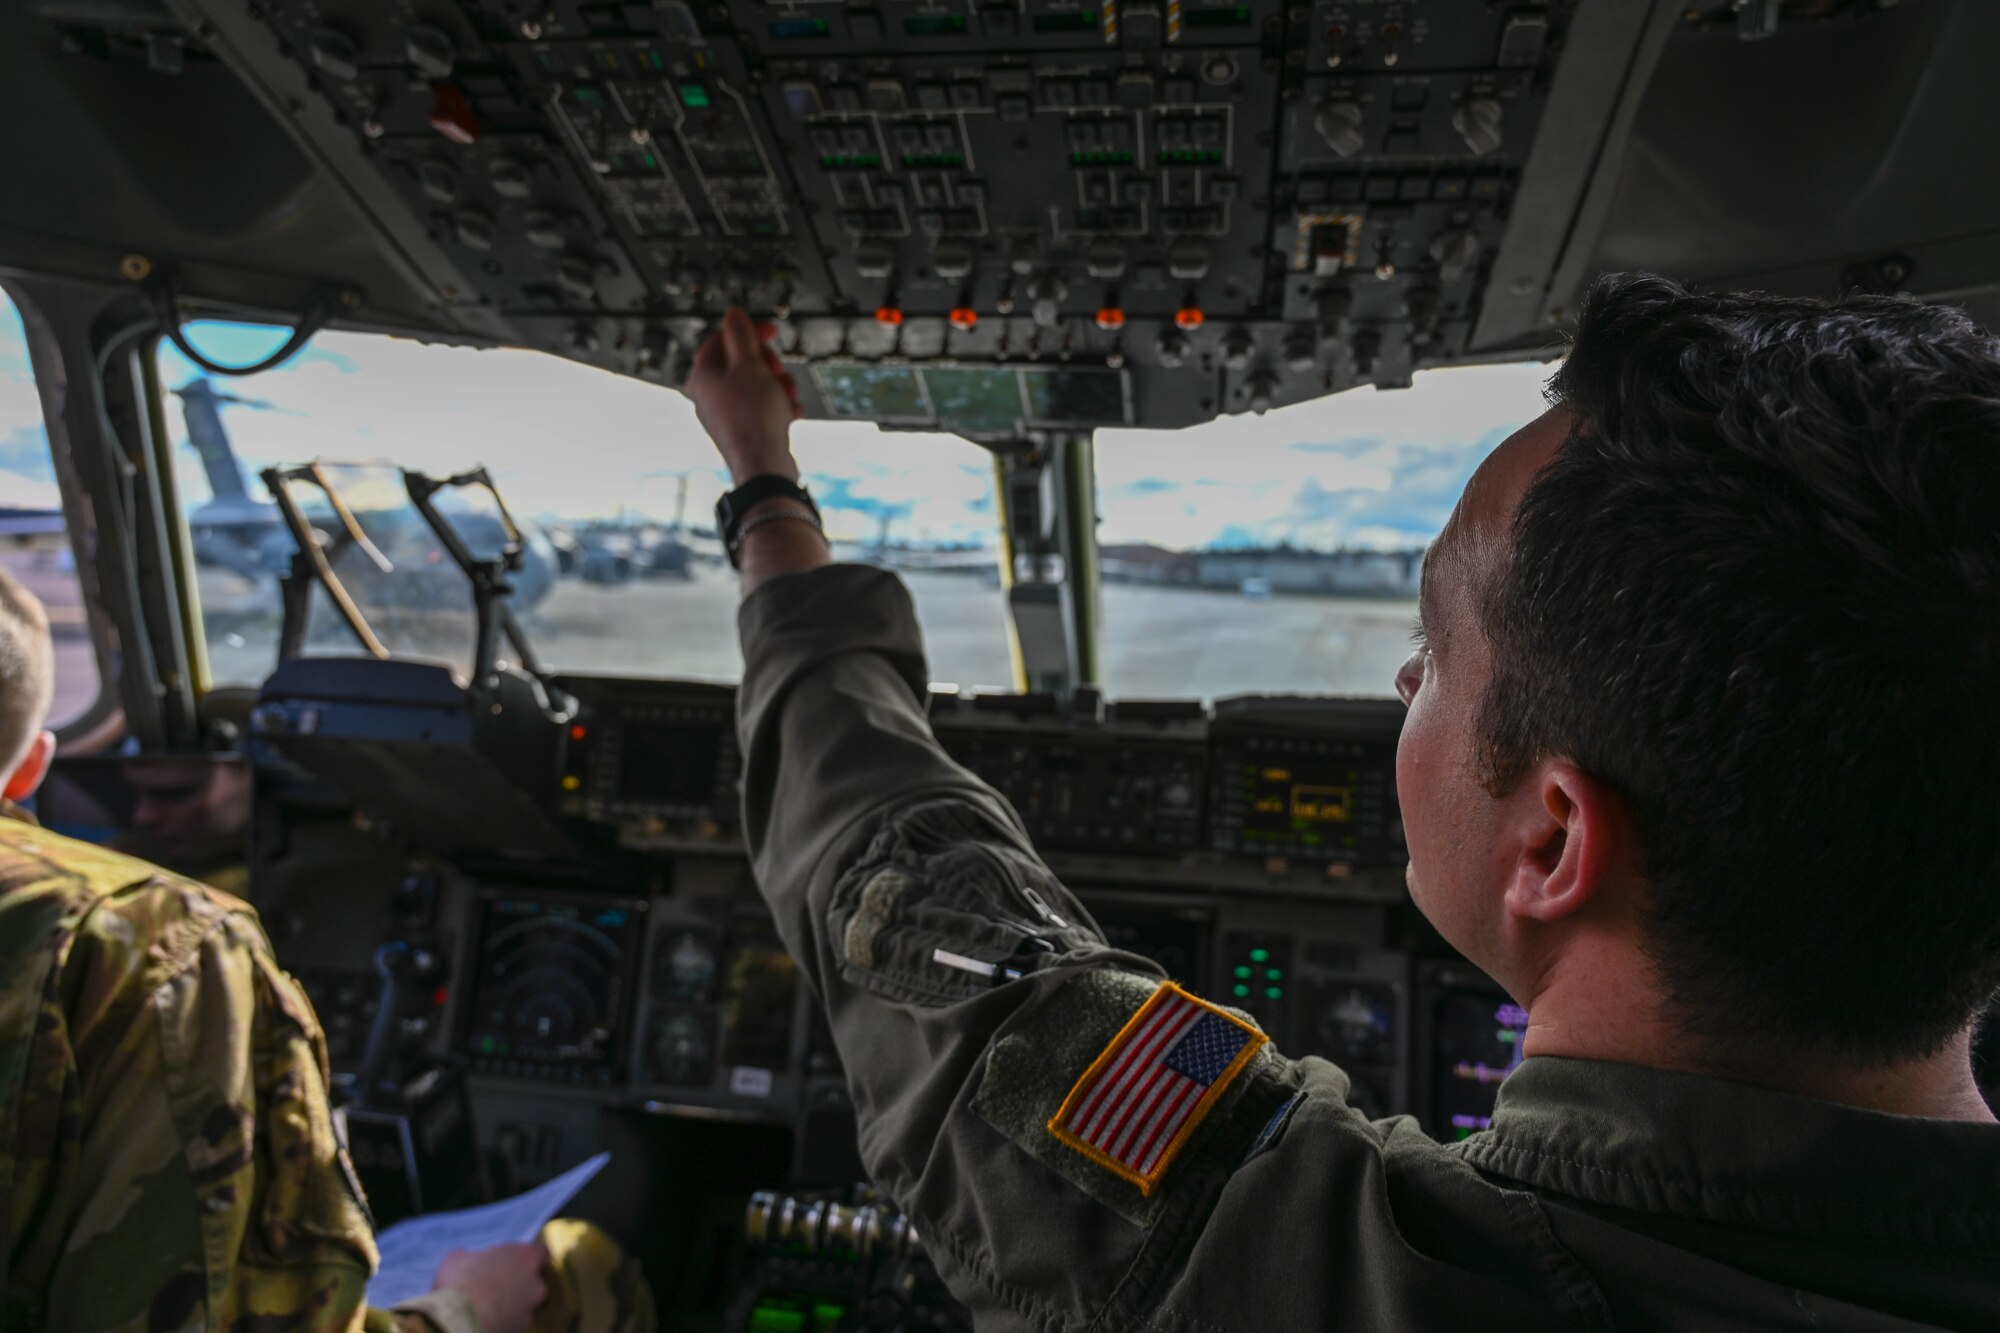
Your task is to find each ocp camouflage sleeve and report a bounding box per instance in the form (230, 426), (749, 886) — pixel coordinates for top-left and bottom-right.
(0, 822), (440, 1333)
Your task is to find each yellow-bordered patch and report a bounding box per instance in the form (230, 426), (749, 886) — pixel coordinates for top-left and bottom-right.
(1046, 981), (1266, 1195)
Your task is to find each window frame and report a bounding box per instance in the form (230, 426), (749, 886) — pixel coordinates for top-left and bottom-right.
(0, 278), (122, 748)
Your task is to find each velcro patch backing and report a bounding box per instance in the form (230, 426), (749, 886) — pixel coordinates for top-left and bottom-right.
(1047, 982), (1266, 1195)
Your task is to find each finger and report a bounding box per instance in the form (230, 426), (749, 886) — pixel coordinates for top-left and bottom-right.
(720, 307), (761, 366)
(691, 325), (728, 379)
(753, 319), (777, 342)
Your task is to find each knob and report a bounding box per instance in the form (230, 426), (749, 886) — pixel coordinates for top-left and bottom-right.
(1405, 288), (1440, 343)
(1173, 305), (1206, 331)
(1284, 326), (1319, 372)
(875, 304), (904, 329)
(567, 321), (601, 354)
(1086, 239), (1128, 280)
(933, 238), (974, 281)
(556, 257), (597, 303)
(1167, 237), (1210, 281)
(416, 160), (459, 204)
(405, 24), (455, 79)
(1315, 100), (1365, 158)
(555, 256), (597, 302)
(948, 307), (979, 331)
(854, 238), (895, 279)
(1452, 98), (1503, 157)
(523, 212), (564, 249)
(453, 210), (493, 251)
(1430, 230), (1483, 284)
(1028, 274), (1068, 329)
(1351, 327), (1381, 378)
(489, 158), (533, 199)
(1247, 369), (1279, 415)
(308, 28), (360, 82)
(1221, 327), (1255, 371)
(1094, 306), (1126, 331)
(1154, 328), (1190, 368)
(1008, 238), (1039, 277)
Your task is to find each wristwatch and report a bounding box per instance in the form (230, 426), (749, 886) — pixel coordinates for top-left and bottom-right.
(715, 474), (820, 568)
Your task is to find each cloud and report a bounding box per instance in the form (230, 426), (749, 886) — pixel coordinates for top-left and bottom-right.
(1107, 477), (1179, 498)
(1095, 368), (1548, 550)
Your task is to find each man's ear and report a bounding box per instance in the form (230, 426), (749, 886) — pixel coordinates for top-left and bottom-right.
(3, 730), (55, 803)
(1501, 760), (1623, 924)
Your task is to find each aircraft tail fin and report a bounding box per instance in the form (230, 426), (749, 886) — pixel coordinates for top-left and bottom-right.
(175, 377), (251, 502)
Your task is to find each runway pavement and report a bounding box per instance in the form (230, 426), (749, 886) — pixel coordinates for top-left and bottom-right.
(184, 563), (1420, 706)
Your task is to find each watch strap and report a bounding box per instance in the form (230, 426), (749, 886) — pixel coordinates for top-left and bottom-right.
(717, 475), (819, 567)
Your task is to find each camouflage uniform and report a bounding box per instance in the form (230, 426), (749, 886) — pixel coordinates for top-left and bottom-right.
(0, 810), (654, 1333)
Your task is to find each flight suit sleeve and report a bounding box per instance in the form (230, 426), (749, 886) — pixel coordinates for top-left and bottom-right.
(737, 565), (1296, 1330)
(34, 878), (464, 1333)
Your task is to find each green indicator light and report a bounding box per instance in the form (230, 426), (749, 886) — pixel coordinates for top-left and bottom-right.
(1265, 986), (1284, 1001)
(1233, 965), (1252, 979)
(1232, 984), (1251, 998)
(747, 1309), (806, 1333)
(1265, 968), (1282, 981)
(679, 83), (711, 108)
(1249, 947), (1270, 963)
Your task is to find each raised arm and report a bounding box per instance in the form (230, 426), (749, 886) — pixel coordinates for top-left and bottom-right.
(687, 313), (1295, 1329)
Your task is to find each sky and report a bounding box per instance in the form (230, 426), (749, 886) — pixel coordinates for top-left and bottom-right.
(4, 296), (1558, 553)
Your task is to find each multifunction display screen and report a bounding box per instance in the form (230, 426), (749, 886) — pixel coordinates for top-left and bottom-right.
(463, 895), (644, 1081)
(1207, 730), (1402, 867)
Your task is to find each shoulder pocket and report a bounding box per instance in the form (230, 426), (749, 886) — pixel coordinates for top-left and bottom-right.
(829, 797), (1100, 1006)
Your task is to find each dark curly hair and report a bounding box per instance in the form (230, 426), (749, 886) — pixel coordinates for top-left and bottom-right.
(1478, 273), (2000, 1066)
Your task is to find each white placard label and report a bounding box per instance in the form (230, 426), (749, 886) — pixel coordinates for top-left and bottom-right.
(729, 1066), (774, 1097)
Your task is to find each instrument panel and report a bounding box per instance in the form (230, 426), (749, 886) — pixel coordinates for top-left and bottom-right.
(175, 0), (1586, 434)
(462, 892), (647, 1081)
(240, 665), (1485, 1323)
(553, 675), (1406, 873)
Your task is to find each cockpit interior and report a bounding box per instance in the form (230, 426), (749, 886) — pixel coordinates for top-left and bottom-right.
(6, 0), (2000, 1326)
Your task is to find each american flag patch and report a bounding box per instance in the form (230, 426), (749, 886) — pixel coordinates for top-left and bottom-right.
(1047, 981), (1266, 1194)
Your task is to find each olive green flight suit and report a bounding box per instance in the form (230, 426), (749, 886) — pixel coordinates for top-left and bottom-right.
(736, 564), (2000, 1332)
(0, 810), (654, 1333)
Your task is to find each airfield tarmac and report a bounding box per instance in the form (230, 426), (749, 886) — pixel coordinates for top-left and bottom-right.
(73, 563), (1417, 717)
(526, 567), (1418, 700)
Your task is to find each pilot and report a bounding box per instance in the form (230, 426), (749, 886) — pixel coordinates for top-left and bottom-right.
(0, 567), (654, 1332)
(115, 753), (254, 892)
(687, 276), (2000, 1327)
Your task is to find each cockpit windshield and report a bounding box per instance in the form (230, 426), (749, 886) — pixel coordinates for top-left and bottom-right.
(158, 324), (1016, 690)
(1092, 362), (1552, 700)
(160, 324), (1550, 701)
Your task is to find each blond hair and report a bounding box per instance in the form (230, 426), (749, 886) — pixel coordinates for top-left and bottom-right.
(0, 568), (54, 772)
